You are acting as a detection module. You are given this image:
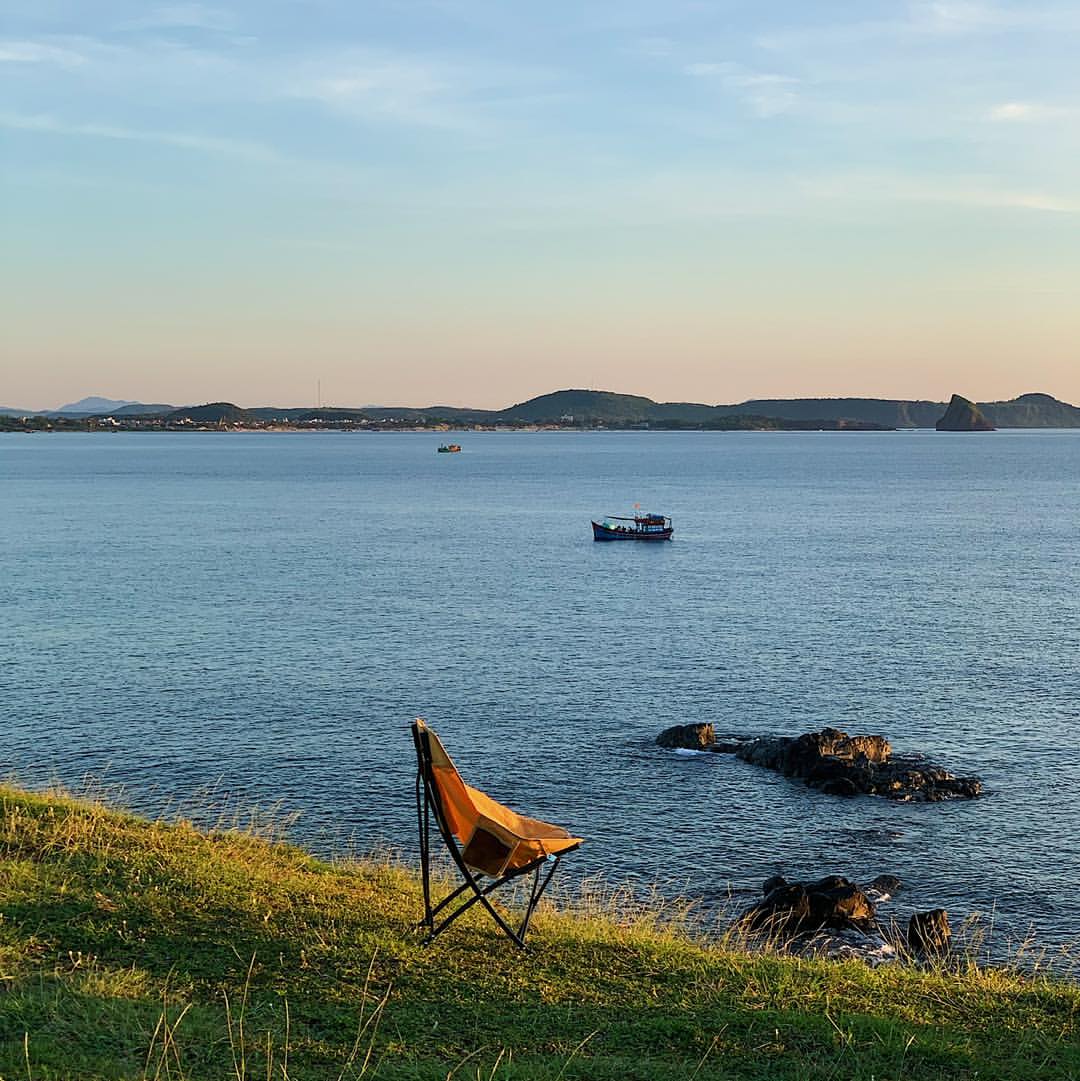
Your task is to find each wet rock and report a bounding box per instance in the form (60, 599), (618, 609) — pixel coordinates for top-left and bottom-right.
(656, 722), (714, 750)
(735, 736), (788, 769)
(762, 874), (788, 895)
(712, 739), (746, 754)
(728, 727), (981, 802)
(818, 776), (860, 797)
(908, 910), (952, 956)
(865, 874), (902, 898)
(662, 724), (981, 801)
(739, 873), (913, 965)
(742, 874), (878, 937)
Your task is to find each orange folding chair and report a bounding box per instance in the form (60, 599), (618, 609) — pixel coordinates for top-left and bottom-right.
(411, 718), (583, 948)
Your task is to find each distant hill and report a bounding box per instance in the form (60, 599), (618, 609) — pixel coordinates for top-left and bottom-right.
(53, 397), (177, 417)
(166, 402), (255, 424)
(978, 393), (1080, 427)
(719, 398), (946, 428)
(109, 402), (177, 416)
(1, 400), (175, 418)
(493, 389), (921, 427)
(57, 396), (137, 414)
(498, 390), (655, 424)
(494, 389), (1080, 428)
(735, 394), (1080, 428)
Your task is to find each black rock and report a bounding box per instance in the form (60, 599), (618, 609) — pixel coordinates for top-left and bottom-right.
(742, 874), (878, 938)
(656, 722), (714, 750)
(762, 875), (788, 896)
(908, 909), (952, 956)
(818, 776), (860, 797)
(730, 727), (982, 802)
(936, 394), (995, 432)
(866, 874), (902, 896)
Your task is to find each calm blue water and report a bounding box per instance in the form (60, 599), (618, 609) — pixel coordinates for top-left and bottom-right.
(3, 431), (1079, 950)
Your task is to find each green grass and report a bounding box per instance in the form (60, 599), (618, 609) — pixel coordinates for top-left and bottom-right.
(0, 785), (1077, 1080)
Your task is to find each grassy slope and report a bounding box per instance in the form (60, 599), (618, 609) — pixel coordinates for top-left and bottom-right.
(0, 787), (1077, 1081)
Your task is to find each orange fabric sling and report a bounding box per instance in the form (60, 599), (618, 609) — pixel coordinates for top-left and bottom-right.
(417, 719), (583, 877)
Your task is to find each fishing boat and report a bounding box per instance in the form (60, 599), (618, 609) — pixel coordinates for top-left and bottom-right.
(437, 444), (462, 453)
(591, 513), (673, 541)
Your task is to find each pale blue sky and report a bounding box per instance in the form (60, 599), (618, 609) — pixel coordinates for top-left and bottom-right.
(3, 1), (1078, 408)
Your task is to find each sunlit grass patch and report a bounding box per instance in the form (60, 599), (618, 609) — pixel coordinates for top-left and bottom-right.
(0, 783), (1077, 1080)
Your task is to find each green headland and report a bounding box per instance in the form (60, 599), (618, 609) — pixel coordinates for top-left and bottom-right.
(1, 784), (1077, 1080)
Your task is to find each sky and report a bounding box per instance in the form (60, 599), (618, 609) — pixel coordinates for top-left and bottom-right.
(2, 1), (1079, 410)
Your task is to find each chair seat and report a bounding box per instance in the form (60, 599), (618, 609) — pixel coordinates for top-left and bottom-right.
(439, 774), (582, 875)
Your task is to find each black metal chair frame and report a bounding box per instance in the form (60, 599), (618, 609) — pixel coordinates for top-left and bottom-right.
(412, 723), (579, 948)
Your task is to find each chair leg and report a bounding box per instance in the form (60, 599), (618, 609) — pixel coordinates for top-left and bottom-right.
(423, 857), (564, 949)
(416, 772), (434, 934)
(424, 870), (528, 948)
(437, 894), (526, 947)
(517, 856), (561, 941)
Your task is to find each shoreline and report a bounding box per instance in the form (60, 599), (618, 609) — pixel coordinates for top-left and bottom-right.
(1, 423), (900, 434)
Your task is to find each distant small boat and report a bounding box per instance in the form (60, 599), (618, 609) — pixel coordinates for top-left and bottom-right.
(437, 444), (462, 453)
(592, 513), (673, 541)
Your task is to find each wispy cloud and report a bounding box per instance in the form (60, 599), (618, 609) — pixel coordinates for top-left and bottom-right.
(911, 2), (1004, 35)
(804, 170), (1080, 215)
(285, 51), (563, 133)
(0, 111), (277, 161)
(685, 62), (799, 117)
(911, 1), (1080, 34)
(0, 40), (87, 66)
(117, 4), (237, 33)
(988, 101), (1076, 121)
(758, 2), (1080, 51)
(291, 58), (462, 128)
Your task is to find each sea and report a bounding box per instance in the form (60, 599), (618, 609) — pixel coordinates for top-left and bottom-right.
(3, 430), (1079, 955)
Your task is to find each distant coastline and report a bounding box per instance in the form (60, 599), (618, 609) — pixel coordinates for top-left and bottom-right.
(0, 414), (892, 435)
(4, 387), (1080, 433)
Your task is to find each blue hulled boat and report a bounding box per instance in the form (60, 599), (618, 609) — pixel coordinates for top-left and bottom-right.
(591, 513), (673, 541)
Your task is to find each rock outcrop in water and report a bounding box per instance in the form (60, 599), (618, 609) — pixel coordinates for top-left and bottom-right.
(936, 394), (995, 431)
(739, 873), (911, 963)
(741, 874), (879, 936)
(730, 727), (983, 801)
(908, 909), (952, 957)
(657, 725), (983, 801)
(737, 874), (954, 964)
(656, 722), (715, 750)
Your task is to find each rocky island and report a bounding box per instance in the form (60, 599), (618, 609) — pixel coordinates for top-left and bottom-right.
(657, 724), (983, 801)
(936, 393), (996, 431)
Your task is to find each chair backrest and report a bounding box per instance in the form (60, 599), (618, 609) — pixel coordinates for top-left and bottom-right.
(412, 719), (477, 847)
